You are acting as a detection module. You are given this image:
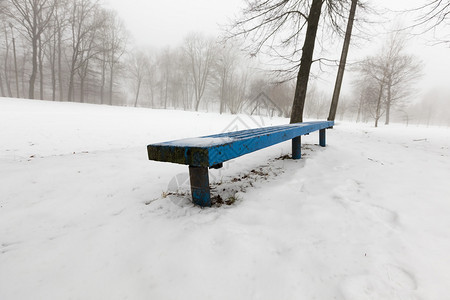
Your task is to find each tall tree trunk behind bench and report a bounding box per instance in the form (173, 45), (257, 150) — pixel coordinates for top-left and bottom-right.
(290, 0), (323, 124)
(328, 0), (358, 121)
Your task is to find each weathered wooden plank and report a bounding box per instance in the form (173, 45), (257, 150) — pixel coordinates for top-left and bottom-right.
(147, 121), (334, 167)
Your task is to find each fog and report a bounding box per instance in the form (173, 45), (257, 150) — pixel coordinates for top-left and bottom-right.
(104, 0), (449, 126)
(1, 0), (448, 126)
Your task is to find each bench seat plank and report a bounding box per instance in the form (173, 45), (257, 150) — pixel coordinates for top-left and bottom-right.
(147, 121), (333, 167)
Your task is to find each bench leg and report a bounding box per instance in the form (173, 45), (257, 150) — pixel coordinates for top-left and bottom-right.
(292, 136), (301, 159)
(319, 129), (326, 147)
(188, 166), (211, 207)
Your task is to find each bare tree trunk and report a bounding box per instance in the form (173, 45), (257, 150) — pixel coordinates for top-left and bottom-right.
(80, 80), (84, 102)
(0, 71), (5, 97)
(195, 97), (201, 111)
(51, 33), (57, 101)
(30, 35), (38, 99)
(38, 35), (44, 100)
(79, 59), (88, 103)
(7, 0), (55, 100)
(10, 27), (20, 98)
(184, 34), (214, 112)
(385, 102), (391, 124)
(328, 0), (358, 121)
(150, 88), (154, 107)
(21, 52), (26, 96)
(375, 84), (383, 127)
(290, 0), (323, 124)
(4, 29), (13, 98)
(109, 61), (114, 105)
(67, 69), (75, 102)
(80, 75), (85, 103)
(356, 93), (363, 123)
(57, 24), (64, 101)
(385, 82), (392, 125)
(164, 75), (168, 109)
(219, 68), (227, 114)
(134, 79), (142, 107)
(100, 51), (106, 104)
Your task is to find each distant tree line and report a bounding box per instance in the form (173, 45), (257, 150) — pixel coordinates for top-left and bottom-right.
(0, 0), (448, 127)
(0, 0), (128, 104)
(0, 0), (296, 115)
(125, 33), (297, 115)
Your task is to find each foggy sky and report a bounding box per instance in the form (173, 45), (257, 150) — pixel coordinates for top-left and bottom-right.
(106, 0), (450, 98)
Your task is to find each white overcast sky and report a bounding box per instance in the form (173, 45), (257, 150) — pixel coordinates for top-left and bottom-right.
(105, 0), (243, 46)
(105, 0), (449, 95)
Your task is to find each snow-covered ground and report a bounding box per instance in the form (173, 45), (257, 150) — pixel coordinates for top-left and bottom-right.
(1, 98), (449, 300)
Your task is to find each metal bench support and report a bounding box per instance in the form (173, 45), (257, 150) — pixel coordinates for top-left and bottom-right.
(319, 129), (326, 147)
(188, 166), (211, 207)
(292, 136), (301, 159)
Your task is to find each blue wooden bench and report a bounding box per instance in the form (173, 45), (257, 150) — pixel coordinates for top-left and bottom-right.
(147, 120), (334, 207)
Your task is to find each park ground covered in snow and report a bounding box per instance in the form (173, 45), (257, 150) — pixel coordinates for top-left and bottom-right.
(1, 98), (449, 299)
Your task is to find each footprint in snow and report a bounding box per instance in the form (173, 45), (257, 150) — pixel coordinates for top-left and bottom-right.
(331, 179), (363, 205)
(1, 241), (21, 254)
(339, 266), (419, 300)
(385, 264), (418, 291)
(367, 204), (400, 228)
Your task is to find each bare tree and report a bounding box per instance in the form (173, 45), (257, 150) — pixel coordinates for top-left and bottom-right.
(227, 70), (249, 114)
(158, 47), (173, 109)
(328, 0), (358, 121)
(127, 49), (148, 107)
(213, 40), (254, 114)
(7, 0), (55, 99)
(214, 41), (239, 114)
(290, 0), (322, 123)
(357, 57), (387, 127)
(336, 95), (351, 120)
(183, 33), (215, 111)
(102, 9), (127, 105)
(10, 24), (20, 98)
(230, 0), (361, 123)
(55, 0), (70, 101)
(0, 71), (4, 96)
(142, 49), (157, 108)
(268, 81), (295, 117)
(2, 22), (13, 97)
(351, 75), (384, 125)
(305, 85), (329, 119)
(38, 25), (48, 99)
(67, 0), (103, 102)
(380, 33), (422, 125)
(410, 0), (450, 44)
(44, 13), (57, 100)
(170, 48), (194, 110)
(43, 0), (68, 101)
(355, 32), (421, 127)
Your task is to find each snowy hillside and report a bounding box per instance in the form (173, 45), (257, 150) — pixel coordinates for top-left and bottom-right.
(1, 98), (449, 299)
